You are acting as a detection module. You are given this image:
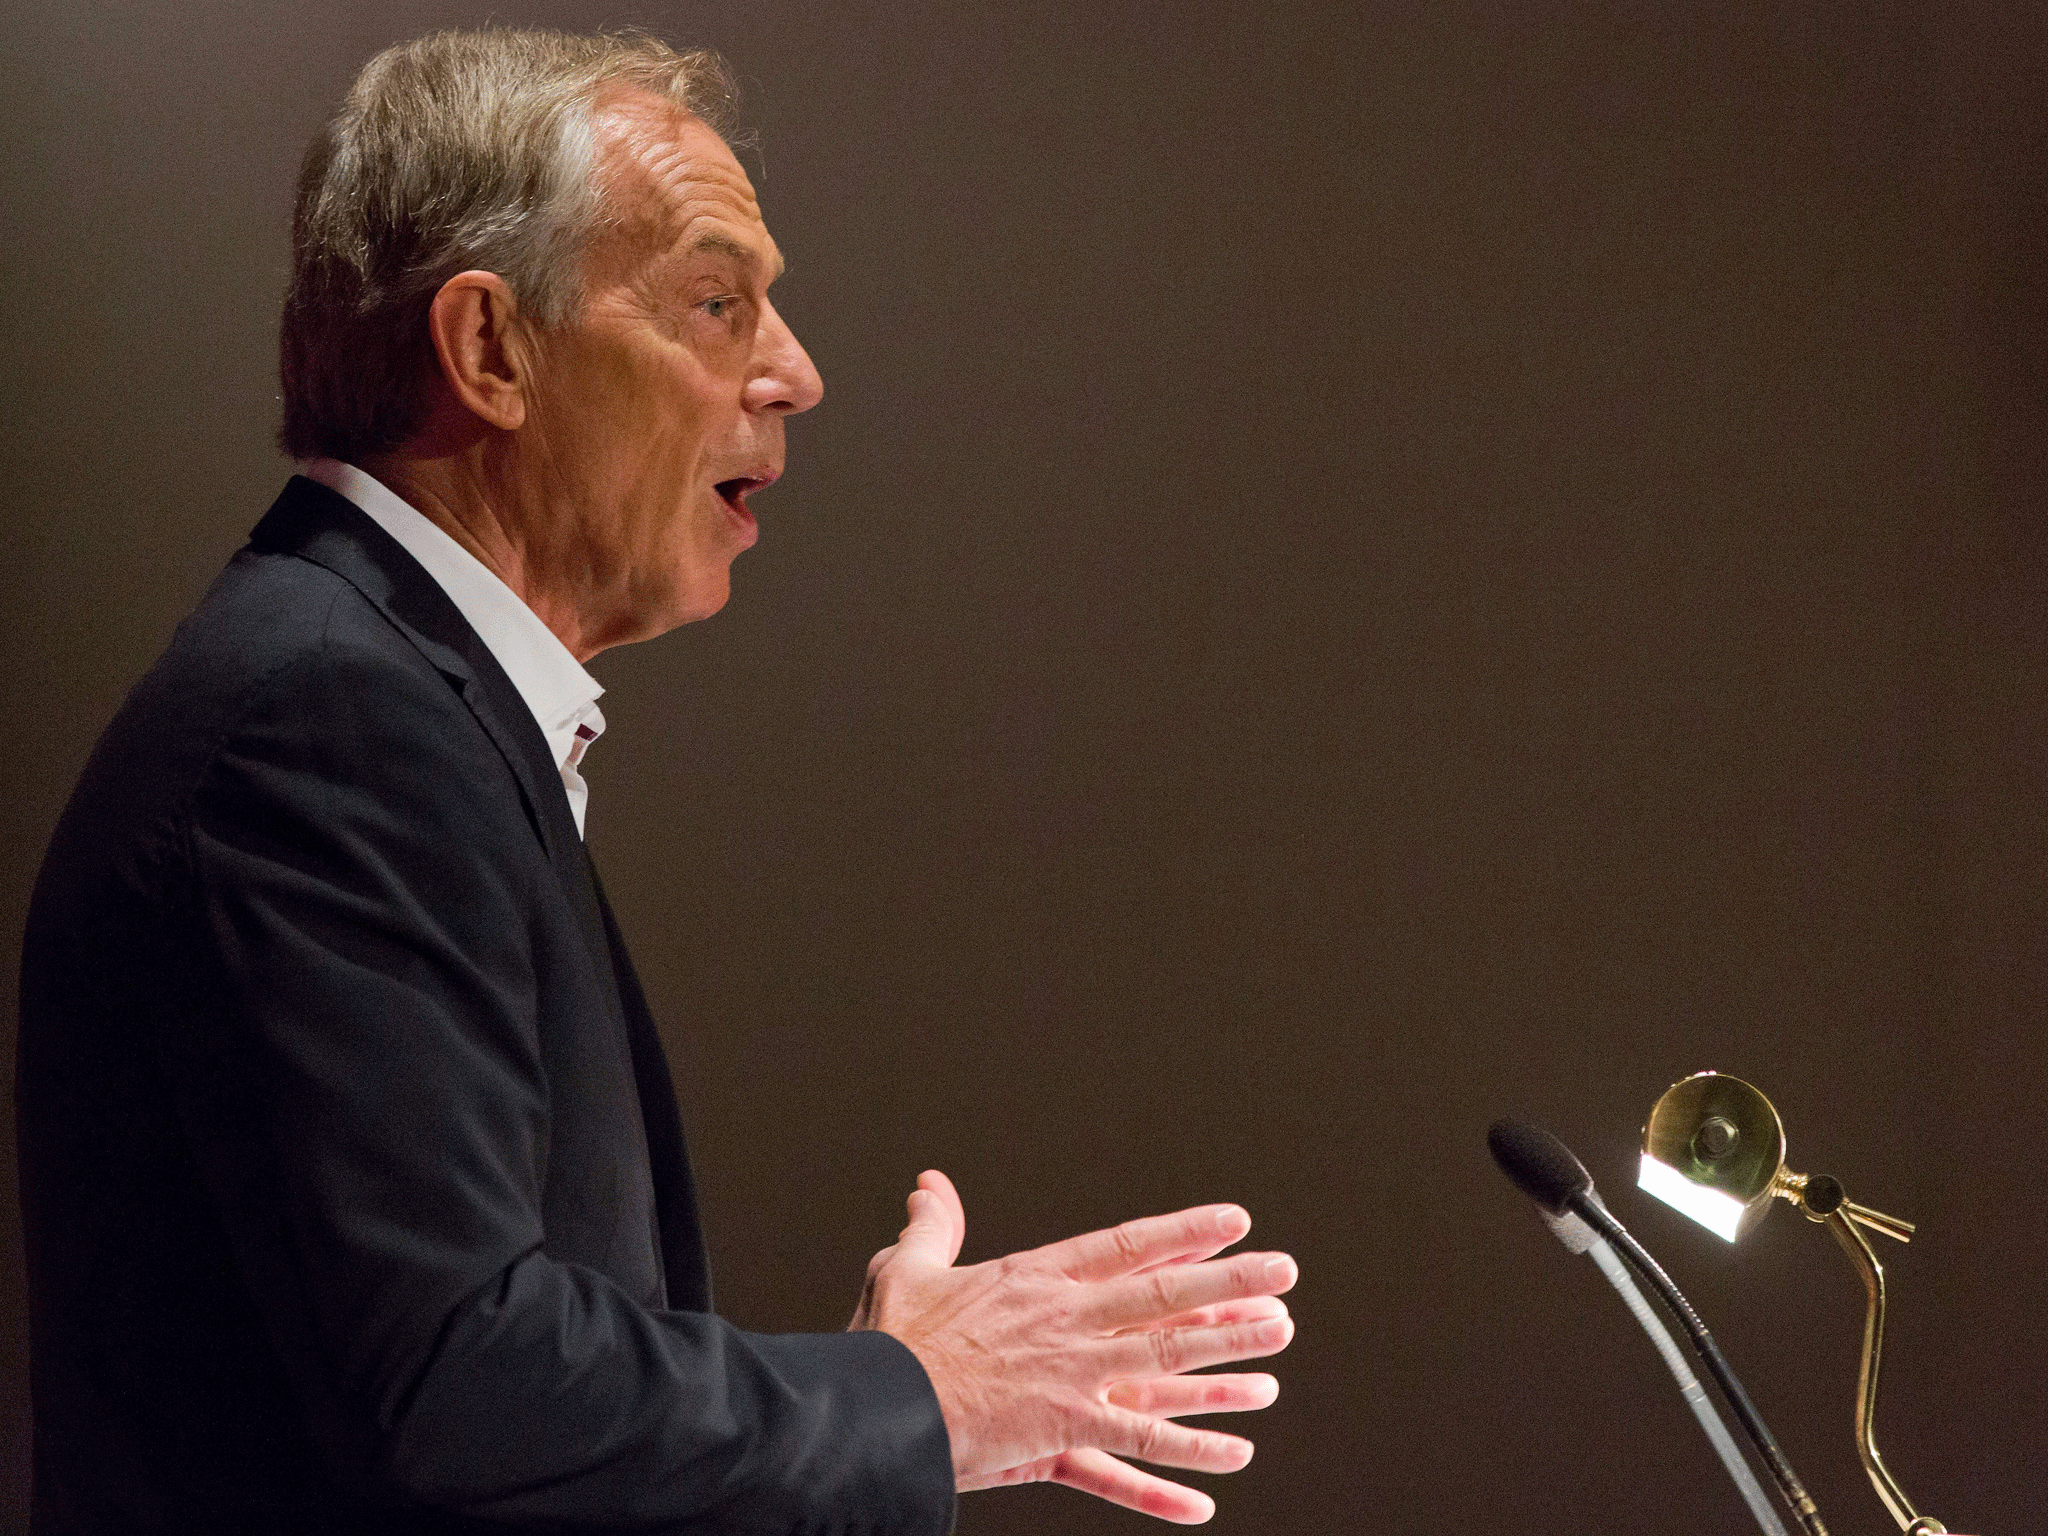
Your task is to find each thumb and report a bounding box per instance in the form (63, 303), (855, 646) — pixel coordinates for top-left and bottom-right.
(895, 1168), (966, 1268)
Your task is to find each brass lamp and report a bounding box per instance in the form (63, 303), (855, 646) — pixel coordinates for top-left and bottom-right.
(1637, 1072), (1947, 1536)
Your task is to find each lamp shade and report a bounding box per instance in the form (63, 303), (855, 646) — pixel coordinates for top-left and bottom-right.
(1640, 1071), (1787, 1241)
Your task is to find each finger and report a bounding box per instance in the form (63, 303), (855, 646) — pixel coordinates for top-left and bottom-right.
(1047, 1447), (1216, 1524)
(1123, 1294), (1290, 1336)
(1037, 1204), (1251, 1283)
(956, 1453), (1060, 1493)
(1105, 1373), (1279, 1419)
(1087, 1252), (1296, 1333)
(894, 1169), (965, 1268)
(917, 1168), (967, 1260)
(1131, 1237), (1240, 1276)
(1096, 1311), (1295, 1381)
(1091, 1403), (1256, 1474)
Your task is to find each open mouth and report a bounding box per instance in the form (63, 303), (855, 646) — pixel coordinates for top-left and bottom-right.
(716, 475), (770, 505)
(714, 476), (773, 521)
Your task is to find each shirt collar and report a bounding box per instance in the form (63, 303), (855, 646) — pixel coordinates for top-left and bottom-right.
(300, 459), (605, 773)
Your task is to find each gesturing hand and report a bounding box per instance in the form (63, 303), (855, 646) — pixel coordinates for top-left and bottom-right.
(850, 1170), (1296, 1524)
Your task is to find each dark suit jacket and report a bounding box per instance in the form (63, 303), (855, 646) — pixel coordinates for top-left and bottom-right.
(16, 477), (954, 1535)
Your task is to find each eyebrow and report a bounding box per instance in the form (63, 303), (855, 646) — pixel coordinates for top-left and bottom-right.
(687, 232), (786, 282)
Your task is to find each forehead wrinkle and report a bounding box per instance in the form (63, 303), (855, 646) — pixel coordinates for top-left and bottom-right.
(589, 93), (766, 276)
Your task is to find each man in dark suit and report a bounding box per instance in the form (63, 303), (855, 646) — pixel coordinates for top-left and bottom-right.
(16, 29), (1296, 1533)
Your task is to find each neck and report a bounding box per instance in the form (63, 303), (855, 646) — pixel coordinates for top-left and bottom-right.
(356, 446), (606, 663)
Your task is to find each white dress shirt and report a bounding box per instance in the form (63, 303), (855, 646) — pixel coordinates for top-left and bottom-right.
(302, 459), (606, 838)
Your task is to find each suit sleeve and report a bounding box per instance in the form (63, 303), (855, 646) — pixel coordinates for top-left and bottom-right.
(158, 633), (955, 1535)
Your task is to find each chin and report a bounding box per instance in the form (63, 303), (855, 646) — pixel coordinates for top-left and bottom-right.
(591, 572), (731, 656)
(662, 570), (735, 631)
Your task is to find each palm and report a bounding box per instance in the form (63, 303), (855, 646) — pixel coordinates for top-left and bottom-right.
(853, 1170), (1295, 1525)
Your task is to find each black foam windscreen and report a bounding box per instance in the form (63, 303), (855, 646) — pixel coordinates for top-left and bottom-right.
(1487, 1119), (1595, 1214)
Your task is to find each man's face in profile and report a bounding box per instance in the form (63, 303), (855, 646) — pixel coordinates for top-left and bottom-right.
(521, 91), (822, 644)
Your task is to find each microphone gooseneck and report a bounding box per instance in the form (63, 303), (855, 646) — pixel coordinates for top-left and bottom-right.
(1488, 1119), (1829, 1536)
(1579, 1236), (1788, 1536)
(1571, 1191), (1827, 1536)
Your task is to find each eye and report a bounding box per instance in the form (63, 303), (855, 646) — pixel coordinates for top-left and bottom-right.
(684, 290), (753, 343)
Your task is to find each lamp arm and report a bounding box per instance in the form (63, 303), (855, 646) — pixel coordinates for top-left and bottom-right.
(1820, 1207), (1947, 1536)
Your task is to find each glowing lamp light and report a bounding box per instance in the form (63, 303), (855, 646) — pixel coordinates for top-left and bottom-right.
(1639, 1151), (1746, 1242)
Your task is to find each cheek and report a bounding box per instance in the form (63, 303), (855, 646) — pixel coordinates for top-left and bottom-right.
(547, 326), (705, 454)
(622, 364), (722, 486)
(572, 385), (709, 529)
(535, 327), (731, 559)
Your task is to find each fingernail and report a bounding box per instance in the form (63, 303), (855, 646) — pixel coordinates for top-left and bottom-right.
(1264, 1256), (1295, 1287)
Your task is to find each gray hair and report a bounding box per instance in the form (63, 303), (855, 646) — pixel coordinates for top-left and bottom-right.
(278, 28), (736, 462)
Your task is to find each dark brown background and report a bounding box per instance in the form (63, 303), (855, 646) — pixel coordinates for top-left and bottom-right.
(3, 2), (2044, 1532)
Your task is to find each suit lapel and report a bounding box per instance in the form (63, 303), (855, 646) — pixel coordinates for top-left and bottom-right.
(251, 476), (705, 1308)
(252, 480), (553, 844)
(251, 478), (616, 982)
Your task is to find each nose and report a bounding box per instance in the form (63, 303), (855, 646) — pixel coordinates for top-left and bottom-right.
(746, 300), (824, 416)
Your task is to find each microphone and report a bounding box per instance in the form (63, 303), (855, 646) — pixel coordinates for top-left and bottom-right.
(1488, 1120), (1827, 1536)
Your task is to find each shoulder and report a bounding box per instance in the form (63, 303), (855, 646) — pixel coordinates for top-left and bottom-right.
(113, 547), (442, 754)
(60, 543), (530, 881)
(27, 541), (545, 997)
(188, 550), (529, 829)
(161, 543), (461, 732)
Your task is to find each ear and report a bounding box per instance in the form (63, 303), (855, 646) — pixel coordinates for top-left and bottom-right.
(425, 271), (531, 432)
